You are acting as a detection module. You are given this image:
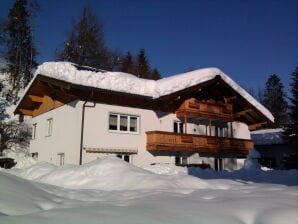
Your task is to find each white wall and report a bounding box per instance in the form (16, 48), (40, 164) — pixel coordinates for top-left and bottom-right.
(30, 100), (82, 165)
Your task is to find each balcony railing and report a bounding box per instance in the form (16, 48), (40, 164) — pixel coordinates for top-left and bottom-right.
(146, 131), (253, 156)
(175, 98), (233, 120)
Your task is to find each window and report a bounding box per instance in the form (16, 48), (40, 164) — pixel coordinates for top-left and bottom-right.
(173, 121), (184, 133)
(57, 153), (65, 166)
(109, 113), (139, 133)
(32, 123), (37, 139)
(46, 118), (53, 136)
(175, 156), (188, 165)
(31, 152), (38, 159)
(116, 154), (131, 163)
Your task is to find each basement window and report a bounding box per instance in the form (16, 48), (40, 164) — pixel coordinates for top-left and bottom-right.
(109, 113), (139, 134)
(116, 154), (131, 163)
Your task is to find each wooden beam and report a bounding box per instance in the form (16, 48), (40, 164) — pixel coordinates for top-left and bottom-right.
(28, 95), (43, 103)
(234, 109), (252, 118)
(19, 109), (34, 116)
(224, 96), (237, 103)
(248, 122), (267, 130)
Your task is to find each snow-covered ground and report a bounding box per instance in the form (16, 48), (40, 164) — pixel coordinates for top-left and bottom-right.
(1, 156), (297, 224)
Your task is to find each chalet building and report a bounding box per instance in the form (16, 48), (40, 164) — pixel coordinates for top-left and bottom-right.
(15, 62), (274, 171)
(251, 129), (297, 169)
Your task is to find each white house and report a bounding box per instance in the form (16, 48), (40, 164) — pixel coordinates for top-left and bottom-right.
(15, 62), (274, 170)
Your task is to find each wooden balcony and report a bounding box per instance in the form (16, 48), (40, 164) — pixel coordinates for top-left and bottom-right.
(176, 98), (233, 120)
(146, 131), (253, 157)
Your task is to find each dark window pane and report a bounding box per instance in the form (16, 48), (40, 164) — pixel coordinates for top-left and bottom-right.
(120, 116), (128, 131)
(109, 114), (118, 130)
(123, 155), (130, 162)
(130, 117), (137, 132)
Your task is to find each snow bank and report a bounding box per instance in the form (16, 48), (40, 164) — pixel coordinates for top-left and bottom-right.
(29, 62), (273, 122)
(251, 128), (285, 145)
(1, 158), (297, 224)
(6, 156), (213, 191)
(2, 149), (37, 169)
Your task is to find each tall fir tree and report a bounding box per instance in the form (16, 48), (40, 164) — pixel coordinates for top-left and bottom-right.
(4, 0), (37, 96)
(120, 52), (135, 74)
(285, 66), (298, 146)
(262, 74), (288, 128)
(57, 6), (116, 70)
(151, 68), (161, 80)
(135, 49), (151, 79)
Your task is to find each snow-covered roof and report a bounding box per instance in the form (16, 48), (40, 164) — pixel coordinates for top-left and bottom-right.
(251, 128), (285, 145)
(32, 62), (273, 122)
(16, 61), (273, 122)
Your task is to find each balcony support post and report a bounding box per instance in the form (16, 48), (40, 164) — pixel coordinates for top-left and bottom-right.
(208, 119), (212, 136)
(184, 115), (188, 134)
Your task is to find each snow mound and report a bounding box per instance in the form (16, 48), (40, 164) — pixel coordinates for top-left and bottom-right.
(2, 149), (37, 169)
(28, 61), (273, 122)
(142, 163), (187, 175)
(9, 157), (214, 191)
(244, 149), (261, 170)
(0, 171), (62, 216)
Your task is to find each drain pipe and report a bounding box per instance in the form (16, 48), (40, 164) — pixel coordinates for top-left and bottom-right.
(79, 90), (95, 165)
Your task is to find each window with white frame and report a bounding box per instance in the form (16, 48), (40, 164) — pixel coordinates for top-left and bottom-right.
(46, 118), (53, 136)
(173, 121), (184, 133)
(109, 113), (139, 133)
(32, 123), (37, 139)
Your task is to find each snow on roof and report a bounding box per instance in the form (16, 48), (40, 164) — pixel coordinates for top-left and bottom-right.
(251, 128), (285, 145)
(30, 61), (273, 122)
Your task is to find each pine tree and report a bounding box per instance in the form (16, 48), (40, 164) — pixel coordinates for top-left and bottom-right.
(151, 68), (161, 80)
(135, 49), (151, 79)
(4, 0), (37, 95)
(285, 66), (298, 146)
(57, 6), (116, 70)
(120, 52), (135, 74)
(262, 74), (288, 128)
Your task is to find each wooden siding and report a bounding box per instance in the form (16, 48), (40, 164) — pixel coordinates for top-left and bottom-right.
(146, 131), (253, 156)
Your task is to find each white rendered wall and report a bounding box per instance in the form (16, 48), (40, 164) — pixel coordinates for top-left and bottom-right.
(232, 122), (250, 139)
(82, 103), (177, 166)
(29, 100), (82, 165)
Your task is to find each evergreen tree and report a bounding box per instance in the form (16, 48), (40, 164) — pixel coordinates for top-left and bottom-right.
(135, 49), (151, 79)
(120, 52), (135, 74)
(4, 0), (38, 95)
(285, 66), (298, 146)
(262, 74), (288, 128)
(57, 6), (115, 70)
(151, 68), (161, 80)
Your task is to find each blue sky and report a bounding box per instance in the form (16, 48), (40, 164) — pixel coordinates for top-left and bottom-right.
(1, 0), (297, 93)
